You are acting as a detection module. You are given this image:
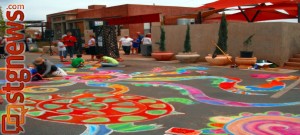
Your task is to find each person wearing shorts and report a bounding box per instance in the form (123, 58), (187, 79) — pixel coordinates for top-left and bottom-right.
(57, 35), (67, 62)
(86, 34), (96, 61)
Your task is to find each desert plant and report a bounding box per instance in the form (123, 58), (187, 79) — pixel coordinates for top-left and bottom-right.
(213, 12), (228, 58)
(183, 24), (191, 53)
(0, 6), (5, 36)
(158, 26), (166, 52)
(243, 34), (255, 51)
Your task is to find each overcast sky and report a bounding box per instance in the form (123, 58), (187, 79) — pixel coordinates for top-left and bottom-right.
(0, 0), (216, 20)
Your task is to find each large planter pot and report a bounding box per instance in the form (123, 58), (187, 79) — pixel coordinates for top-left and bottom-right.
(175, 52), (200, 63)
(240, 51), (253, 58)
(235, 57), (257, 66)
(151, 52), (174, 61)
(205, 54), (232, 66)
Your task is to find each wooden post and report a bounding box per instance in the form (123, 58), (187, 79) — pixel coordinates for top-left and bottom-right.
(298, 3), (300, 23)
(196, 11), (202, 24)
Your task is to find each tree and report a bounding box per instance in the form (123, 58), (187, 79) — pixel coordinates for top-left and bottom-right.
(159, 26), (166, 52)
(0, 6), (5, 36)
(184, 24), (191, 52)
(213, 12), (228, 58)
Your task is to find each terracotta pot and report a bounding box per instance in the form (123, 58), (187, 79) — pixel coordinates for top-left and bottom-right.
(151, 52), (174, 61)
(175, 52), (200, 63)
(235, 57), (257, 66)
(205, 54), (232, 66)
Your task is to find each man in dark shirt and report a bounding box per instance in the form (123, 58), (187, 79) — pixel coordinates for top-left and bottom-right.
(136, 32), (144, 53)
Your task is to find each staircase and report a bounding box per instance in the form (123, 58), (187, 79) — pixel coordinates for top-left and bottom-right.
(283, 54), (300, 70)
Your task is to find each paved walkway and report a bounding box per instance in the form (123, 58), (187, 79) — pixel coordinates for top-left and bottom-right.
(0, 52), (300, 135)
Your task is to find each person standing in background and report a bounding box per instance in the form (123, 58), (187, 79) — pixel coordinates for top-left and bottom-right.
(0, 37), (4, 59)
(56, 35), (67, 62)
(131, 36), (140, 54)
(119, 35), (133, 55)
(136, 32), (144, 53)
(0, 36), (8, 59)
(85, 34), (96, 61)
(142, 33), (152, 45)
(63, 31), (77, 59)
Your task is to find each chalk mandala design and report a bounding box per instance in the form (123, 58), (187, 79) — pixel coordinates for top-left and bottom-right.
(23, 84), (174, 125)
(65, 70), (131, 83)
(201, 111), (300, 135)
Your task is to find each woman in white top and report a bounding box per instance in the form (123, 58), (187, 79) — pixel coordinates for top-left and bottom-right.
(86, 35), (96, 61)
(119, 35), (133, 55)
(142, 33), (152, 45)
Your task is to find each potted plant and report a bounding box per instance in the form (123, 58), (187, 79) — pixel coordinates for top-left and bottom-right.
(205, 12), (232, 65)
(151, 26), (174, 61)
(241, 34), (255, 58)
(175, 24), (200, 63)
(235, 34), (257, 66)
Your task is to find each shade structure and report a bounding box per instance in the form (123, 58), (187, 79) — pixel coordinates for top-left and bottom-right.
(200, 0), (299, 10)
(199, 0), (300, 22)
(205, 10), (296, 22)
(246, 3), (297, 10)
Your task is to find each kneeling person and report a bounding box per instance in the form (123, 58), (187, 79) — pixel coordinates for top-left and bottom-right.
(71, 54), (85, 68)
(101, 56), (119, 67)
(33, 57), (67, 77)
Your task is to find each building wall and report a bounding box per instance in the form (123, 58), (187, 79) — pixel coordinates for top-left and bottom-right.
(47, 9), (89, 29)
(77, 5), (129, 19)
(47, 4), (195, 37)
(126, 5), (195, 37)
(151, 22), (300, 66)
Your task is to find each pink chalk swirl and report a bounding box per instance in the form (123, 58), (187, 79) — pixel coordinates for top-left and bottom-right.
(225, 116), (300, 135)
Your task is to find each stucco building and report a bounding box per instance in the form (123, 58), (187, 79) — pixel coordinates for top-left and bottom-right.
(46, 4), (195, 39)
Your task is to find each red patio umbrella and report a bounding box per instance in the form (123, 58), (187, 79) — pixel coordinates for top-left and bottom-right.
(200, 0), (299, 10)
(205, 10), (296, 22)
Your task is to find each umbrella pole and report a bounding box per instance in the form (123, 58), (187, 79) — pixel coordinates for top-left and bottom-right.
(211, 40), (237, 68)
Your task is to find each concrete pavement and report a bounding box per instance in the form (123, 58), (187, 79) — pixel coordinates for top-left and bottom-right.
(0, 52), (300, 135)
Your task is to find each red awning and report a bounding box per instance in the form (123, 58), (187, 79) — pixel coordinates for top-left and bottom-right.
(105, 13), (160, 25)
(200, 0), (298, 10)
(246, 3), (297, 11)
(206, 10), (296, 22)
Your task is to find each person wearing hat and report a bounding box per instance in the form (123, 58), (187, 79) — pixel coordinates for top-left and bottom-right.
(33, 57), (58, 77)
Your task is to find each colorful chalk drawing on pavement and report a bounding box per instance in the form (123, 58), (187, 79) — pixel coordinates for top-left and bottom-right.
(24, 84), (175, 125)
(131, 82), (300, 107)
(1, 66), (300, 134)
(200, 111), (300, 135)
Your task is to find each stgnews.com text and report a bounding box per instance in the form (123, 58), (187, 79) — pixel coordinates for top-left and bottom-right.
(1, 3), (30, 134)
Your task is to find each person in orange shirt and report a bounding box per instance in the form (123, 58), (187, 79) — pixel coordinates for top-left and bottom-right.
(63, 31), (77, 59)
